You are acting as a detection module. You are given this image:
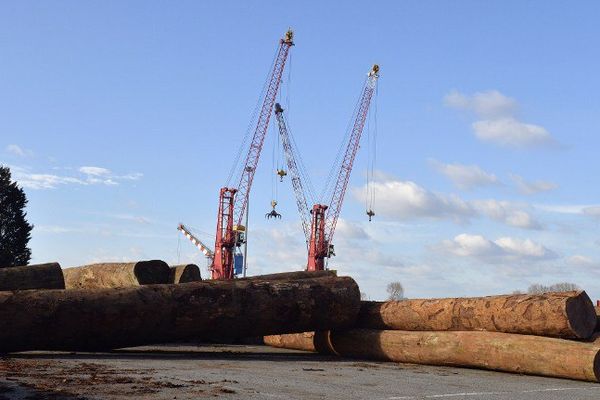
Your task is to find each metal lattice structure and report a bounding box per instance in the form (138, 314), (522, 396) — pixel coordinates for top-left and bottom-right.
(211, 30), (294, 280)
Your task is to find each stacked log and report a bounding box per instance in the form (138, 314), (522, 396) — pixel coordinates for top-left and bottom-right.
(0, 275), (360, 353)
(169, 264), (202, 283)
(63, 261), (171, 289)
(266, 291), (600, 382)
(0, 263), (65, 291)
(356, 291), (596, 339)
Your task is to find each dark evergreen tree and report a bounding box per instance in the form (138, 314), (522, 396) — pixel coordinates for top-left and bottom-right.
(0, 166), (33, 267)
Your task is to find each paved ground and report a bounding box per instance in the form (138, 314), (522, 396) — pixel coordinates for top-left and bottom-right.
(1, 344), (599, 400)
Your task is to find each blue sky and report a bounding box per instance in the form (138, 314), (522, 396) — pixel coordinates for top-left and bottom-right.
(1, 1), (599, 300)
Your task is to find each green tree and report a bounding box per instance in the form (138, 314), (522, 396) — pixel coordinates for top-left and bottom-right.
(0, 166), (33, 267)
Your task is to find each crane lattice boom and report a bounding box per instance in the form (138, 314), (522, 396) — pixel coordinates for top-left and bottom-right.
(212, 30), (294, 280)
(274, 103), (312, 247)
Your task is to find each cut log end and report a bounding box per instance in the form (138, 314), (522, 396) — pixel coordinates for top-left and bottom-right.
(133, 260), (171, 285)
(169, 264), (202, 283)
(565, 291), (597, 339)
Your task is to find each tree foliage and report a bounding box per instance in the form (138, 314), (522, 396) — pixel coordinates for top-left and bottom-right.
(527, 282), (580, 294)
(0, 166), (33, 267)
(386, 281), (404, 301)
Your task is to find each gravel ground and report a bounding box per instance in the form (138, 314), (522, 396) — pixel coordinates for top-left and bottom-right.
(1, 344), (599, 400)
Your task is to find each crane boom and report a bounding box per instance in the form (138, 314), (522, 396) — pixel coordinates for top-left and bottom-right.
(307, 64), (380, 271)
(178, 224), (214, 258)
(212, 29), (294, 280)
(324, 64), (379, 244)
(274, 103), (312, 247)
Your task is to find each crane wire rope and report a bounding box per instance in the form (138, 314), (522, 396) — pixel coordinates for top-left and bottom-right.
(320, 76), (366, 204)
(225, 47), (279, 187)
(365, 83), (378, 215)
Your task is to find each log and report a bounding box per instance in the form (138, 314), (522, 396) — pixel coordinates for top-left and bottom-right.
(264, 331), (334, 354)
(595, 306), (600, 332)
(169, 264), (202, 283)
(63, 260), (171, 289)
(320, 329), (600, 382)
(0, 276), (360, 353)
(358, 291), (596, 339)
(239, 270), (336, 281)
(0, 263), (64, 291)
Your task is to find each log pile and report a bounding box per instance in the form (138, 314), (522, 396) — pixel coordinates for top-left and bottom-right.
(265, 291), (600, 382)
(0, 270), (360, 353)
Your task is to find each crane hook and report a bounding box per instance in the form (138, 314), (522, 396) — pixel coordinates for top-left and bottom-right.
(277, 168), (287, 182)
(366, 209), (375, 222)
(266, 200), (282, 219)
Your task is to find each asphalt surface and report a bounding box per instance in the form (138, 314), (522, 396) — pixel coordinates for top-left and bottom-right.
(1, 344), (599, 400)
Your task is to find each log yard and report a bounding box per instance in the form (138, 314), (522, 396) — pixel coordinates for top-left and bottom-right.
(1, 2), (600, 399)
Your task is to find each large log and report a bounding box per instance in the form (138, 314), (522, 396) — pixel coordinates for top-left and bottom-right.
(239, 270), (336, 281)
(0, 263), (64, 291)
(324, 329), (600, 382)
(595, 306), (600, 332)
(358, 291), (596, 339)
(0, 276), (360, 353)
(267, 329), (600, 382)
(169, 264), (202, 283)
(63, 261), (171, 289)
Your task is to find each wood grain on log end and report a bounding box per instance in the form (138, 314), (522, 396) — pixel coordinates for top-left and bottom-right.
(133, 260), (171, 284)
(565, 291), (597, 339)
(169, 264), (202, 283)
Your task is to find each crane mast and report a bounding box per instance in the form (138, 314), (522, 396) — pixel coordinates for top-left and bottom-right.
(274, 103), (312, 247)
(212, 29), (294, 280)
(177, 224), (214, 259)
(308, 64), (380, 271)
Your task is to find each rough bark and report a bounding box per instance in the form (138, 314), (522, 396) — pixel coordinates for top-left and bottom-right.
(169, 264), (202, 283)
(63, 261), (171, 289)
(0, 276), (360, 353)
(358, 291), (596, 339)
(0, 263), (64, 291)
(239, 270), (336, 281)
(320, 329), (600, 382)
(264, 331), (334, 354)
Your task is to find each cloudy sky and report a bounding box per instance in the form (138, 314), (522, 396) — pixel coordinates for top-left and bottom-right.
(1, 2), (599, 300)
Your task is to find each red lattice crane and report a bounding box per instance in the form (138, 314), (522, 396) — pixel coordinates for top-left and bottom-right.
(211, 29), (294, 279)
(275, 64), (380, 271)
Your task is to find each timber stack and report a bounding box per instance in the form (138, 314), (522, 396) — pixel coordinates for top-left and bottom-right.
(265, 291), (600, 382)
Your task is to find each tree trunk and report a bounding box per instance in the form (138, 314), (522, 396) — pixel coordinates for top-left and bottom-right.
(63, 261), (171, 289)
(0, 263), (64, 291)
(264, 331), (334, 354)
(169, 264), (202, 283)
(239, 270), (336, 281)
(0, 276), (360, 353)
(358, 291), (596, 339)
(320, 329), (600, 382)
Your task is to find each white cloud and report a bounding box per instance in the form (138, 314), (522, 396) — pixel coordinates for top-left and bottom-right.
(444, 90), (517, 118)
(430, 159), (499, 189)
(583, 206), (600, 219)
(438, 233), (557, 263)
(511, 174), (558, 195)
(6, 144), (34, 157)
(10, 165), (142, 190)
(354, 179), (475, 222)
(353, 175), (541, 230)
(473, 199), (542, 230)
(566, 255), (595, 267)
(79, 166), (111, 176)
(445, 90), (555, 149)
(336, 219), (370, 240)
(472, 117), (553, 148)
